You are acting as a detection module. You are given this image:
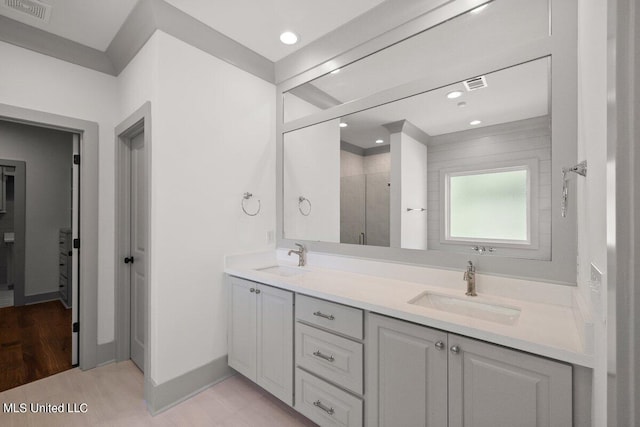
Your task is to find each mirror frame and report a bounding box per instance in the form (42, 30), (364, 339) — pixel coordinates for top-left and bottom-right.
(276, 0), (579, 285)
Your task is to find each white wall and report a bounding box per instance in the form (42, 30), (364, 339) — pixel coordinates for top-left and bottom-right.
(0, 30), (276, 386)
(0, 41), (118, 344)
(576, 0), (608, 424)
(147, 31), (276, 384)
(390, 131), (427, 249)
(0, 121), (73, 296)
(400, 133), (427, 250)
(283, 119), (340, 243)
(283, 92), (322, 123)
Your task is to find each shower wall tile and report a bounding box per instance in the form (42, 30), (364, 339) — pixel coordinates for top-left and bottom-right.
(364, 152), (391, 175)
(340, 150), (365, 177)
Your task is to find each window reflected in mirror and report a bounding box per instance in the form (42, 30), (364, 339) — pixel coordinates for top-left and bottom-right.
(446, 167), (531, 243)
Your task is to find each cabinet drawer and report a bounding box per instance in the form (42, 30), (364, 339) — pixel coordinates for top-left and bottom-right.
(296, 294), (363, 339)
(296, 322), (363, 394)
(295, 368), (363, 427)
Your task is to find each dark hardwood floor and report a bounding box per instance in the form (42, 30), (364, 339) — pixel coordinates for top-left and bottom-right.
(0, 300), (72, 392)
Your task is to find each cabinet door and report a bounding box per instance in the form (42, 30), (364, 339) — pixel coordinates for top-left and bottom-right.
(256, 284), (294, 405)
(448, 334), (572, 427)
(227, 277), (258, 381)
(366, 313), (448, 427)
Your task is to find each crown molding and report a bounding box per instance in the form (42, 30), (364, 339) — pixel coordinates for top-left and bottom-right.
(0, 0), (275, 82)
(0, 14), (116, 75)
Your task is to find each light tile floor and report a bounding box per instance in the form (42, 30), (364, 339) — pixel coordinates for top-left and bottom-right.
(0, 360), (317, 426)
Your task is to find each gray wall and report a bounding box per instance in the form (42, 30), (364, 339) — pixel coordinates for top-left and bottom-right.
(427, 116), (551, 260)
(0, 120), (72, 297)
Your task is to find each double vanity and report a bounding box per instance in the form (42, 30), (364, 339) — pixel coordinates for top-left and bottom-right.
(228, 0), (591, 424)
(225, 249), (592, 426)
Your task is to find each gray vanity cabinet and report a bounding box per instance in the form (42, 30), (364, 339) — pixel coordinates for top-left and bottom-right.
(366, 313), (572, 427)
(366, 313), (448, 427)
(227, 276), (293, 406)
(448, 334), (572, 427)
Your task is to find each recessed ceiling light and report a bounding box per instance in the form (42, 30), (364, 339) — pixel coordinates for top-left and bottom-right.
(457, 102), (467, 108)
(375, 139), (384, 144)
(331, 69), (341, 75)
(339, 122), (348, 128)
(470, 120), (482, 126)
(280, 31), (299, 45)
(470, 4), (489, 14)
(447, 91), (463, 99)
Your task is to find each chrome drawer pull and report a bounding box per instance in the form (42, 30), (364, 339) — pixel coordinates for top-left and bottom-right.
(313, 311), (335, 320)
(312, 350), (335, 362)
(313, 400), (335, 415)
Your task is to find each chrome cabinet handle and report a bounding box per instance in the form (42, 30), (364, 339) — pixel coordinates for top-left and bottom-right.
(450, 345), (460, 354)
(313, 311), (335, 320)
(313, 350), (335, 362)
(250, 288), (255, 293)
(435, 340), (445, 350)
(313, 400), (335, 415)
(255, 289), (261, 294)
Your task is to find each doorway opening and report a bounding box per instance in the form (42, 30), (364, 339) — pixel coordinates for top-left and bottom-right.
(115, 103), (151, 379)
(0, 120), (79, 391)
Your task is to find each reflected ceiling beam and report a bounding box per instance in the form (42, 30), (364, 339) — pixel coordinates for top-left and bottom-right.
(288, 83), (342, 110)
(383, 120), (431, 146)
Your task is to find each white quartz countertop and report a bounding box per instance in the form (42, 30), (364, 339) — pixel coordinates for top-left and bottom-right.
(225, 255), (594, 368)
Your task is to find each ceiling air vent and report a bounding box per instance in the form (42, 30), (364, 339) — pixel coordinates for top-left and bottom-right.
(463, 75), (488, 91)
(2, 0), (52, 23)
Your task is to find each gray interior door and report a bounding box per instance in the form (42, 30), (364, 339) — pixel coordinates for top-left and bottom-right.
(129, 131), (146, 371)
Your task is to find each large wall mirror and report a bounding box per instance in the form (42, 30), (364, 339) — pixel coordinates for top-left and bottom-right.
(277, 0), (578, 284)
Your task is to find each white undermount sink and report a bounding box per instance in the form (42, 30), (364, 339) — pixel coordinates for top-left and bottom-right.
(256, 265), (309, 277)
(408, 292), (521, 325)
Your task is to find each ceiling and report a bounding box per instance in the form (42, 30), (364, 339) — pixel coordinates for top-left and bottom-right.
(340, 58), (549, 148)
(0, 0), (387, 60)
(0, 0), (138, 51)
(164, 0), (387, 62)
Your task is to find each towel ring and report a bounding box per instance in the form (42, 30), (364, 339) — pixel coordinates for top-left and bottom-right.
(298, 196), (312, 216)
(241, 192), (261, 216)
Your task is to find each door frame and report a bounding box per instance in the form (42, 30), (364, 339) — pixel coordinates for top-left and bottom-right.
(0, 102), (99, 370)
(114, 102), (151, 379)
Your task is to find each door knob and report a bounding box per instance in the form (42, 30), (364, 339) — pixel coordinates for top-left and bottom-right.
(435, 341), (445, 350)
(450, 345), (460, 354)
(124, 256), (134, 264)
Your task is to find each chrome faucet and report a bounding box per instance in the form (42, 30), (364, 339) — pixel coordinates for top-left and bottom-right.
(463, 261), (477, 296)
(288, 243), (306, 267)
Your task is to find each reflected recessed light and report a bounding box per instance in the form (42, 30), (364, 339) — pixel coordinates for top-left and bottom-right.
(375, 139), (384, 144)
(280, 31), (299, 45)
(331, 69), (341, 75)
(447, 91), (463, 99)
(339, 122), (348, 128)
(470, 120), (482, 126)
(470, 4), (489, 14)
(457, 101), (467, 108)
